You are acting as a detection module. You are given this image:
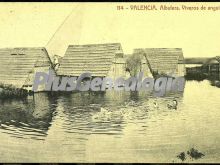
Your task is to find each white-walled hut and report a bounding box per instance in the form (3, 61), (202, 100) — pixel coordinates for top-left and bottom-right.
(0, 47), (53, 92)
(57, 43), (126, 79)
(133, 48), (186, 77)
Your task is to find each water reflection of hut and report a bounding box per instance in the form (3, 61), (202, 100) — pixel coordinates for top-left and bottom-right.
(0, 93), (56, 138)
(57, 43), (126, 79)
(133, 48), (186, 77)
(0, 47), (53, 92)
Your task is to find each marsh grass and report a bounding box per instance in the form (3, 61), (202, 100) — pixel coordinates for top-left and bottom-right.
(0, 83), (28, 99)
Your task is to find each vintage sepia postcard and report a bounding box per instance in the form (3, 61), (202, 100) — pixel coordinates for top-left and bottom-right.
(0, 2), (220, 163)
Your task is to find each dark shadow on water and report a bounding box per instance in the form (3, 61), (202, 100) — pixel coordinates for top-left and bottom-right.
(0, 92), (58, 139)
(0, 90), (184, 140)
(208, 74), (220, 88)
(185, 73), (208, 81)
(130, 91), (140, 101)
(186, 72), (220, 88)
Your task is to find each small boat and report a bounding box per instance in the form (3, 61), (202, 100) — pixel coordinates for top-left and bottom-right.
(167, 99), (178, 109)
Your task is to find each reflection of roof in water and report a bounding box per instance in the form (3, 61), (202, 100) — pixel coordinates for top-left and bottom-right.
(0, 95), (55, 139)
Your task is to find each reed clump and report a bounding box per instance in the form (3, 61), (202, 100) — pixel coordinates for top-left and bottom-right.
(0, 83), (28, 99)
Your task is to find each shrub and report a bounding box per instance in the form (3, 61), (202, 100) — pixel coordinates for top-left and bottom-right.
(0, 83), (28, 99)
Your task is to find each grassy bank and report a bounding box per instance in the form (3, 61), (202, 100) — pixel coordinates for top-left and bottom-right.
(0, 84), (28, 99)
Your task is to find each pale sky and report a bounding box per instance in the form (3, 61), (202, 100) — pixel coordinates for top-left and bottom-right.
(0, 2), (220, 57)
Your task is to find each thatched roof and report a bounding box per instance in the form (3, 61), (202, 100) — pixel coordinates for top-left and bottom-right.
(0, 47), (51, 88)
(185, 57), (211, 64)
(57, 43), (123, 77)
(203, 57), (220, 66)
(134, 48), (184, 75)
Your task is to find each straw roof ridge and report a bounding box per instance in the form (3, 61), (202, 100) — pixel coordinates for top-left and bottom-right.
(57, 43), (123, 77)
(0, 47), (51, 88)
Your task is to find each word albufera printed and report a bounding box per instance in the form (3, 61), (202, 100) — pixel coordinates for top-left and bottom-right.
(33, 70), (185, 96)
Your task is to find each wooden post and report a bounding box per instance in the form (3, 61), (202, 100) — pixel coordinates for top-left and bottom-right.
(32, 91), (35, 102)
(219, 62), (220, 79)
(215, 56), (220, 78)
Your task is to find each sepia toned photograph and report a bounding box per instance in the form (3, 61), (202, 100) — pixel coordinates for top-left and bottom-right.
(0, 2), (220, 163)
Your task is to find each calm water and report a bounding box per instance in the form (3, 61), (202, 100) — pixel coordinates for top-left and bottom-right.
(0, 80), (220, 163)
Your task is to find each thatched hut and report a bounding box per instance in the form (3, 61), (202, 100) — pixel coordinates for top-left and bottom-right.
(133, 48), (186, 77)
(57, 43), (126, 79)
(0, 47), (53, 93)
(202, 57), (220, 74)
